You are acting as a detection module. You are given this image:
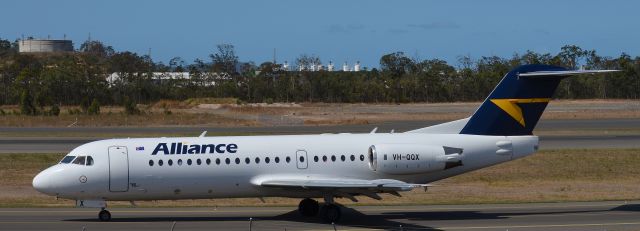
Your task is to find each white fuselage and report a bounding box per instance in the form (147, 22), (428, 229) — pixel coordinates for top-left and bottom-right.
(33, 133), (538, 201)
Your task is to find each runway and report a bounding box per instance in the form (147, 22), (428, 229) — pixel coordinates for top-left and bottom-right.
(2, 201), (640, 230)
(1, 119), (639, 153)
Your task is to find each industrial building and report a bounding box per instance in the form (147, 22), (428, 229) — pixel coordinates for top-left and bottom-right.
(18, 39), (74, 53)
(294, 60), (363, 72)
(106, 72), (229, 87)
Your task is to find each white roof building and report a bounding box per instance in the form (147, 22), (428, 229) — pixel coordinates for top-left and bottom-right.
(106, 72), (229, 87)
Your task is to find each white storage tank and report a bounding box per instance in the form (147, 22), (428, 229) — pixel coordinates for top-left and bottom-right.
(19, 39), (73, 53)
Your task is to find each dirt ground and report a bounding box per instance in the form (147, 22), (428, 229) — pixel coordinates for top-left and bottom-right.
(216, 99), (640, 126)
(0, 99), (638, 127)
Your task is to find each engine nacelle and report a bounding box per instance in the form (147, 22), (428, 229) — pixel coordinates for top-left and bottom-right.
(368, 144), (463, 175)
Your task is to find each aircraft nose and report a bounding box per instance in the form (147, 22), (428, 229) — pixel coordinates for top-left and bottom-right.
(32, 170), (55, 195)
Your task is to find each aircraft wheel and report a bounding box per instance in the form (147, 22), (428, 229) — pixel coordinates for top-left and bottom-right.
(98, 209), (111, 222)
(321, 204), (341, 223)
(298, 198), (320, 217)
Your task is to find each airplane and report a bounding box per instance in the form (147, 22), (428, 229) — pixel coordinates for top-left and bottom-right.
(32, 64), (618, 222)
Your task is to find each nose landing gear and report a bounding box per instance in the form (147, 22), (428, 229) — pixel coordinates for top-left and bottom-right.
(98, 208), (111, 221)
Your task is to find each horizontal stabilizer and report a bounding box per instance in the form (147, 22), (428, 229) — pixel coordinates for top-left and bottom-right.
(518, 69), (619, 77)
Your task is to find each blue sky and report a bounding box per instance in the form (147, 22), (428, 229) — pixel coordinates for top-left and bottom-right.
(2, 0), (638, 68)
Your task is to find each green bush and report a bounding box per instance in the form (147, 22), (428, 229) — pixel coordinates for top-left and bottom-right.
(123, 97), (140, 115)
(49, 105), (60, 116)
(80, 97), (90, 113)
(20, 90), (37, 116)
(87, 99), (100, 115)
(67, 108), (82, 115)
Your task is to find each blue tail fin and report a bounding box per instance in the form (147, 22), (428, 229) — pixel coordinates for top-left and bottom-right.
(460, 64), (568, 136)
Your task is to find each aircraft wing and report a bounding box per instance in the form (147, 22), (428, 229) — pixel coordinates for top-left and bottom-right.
(405, 117), (470, 134)
(254, 177), (426, 201)
(260, 178), (420, 190)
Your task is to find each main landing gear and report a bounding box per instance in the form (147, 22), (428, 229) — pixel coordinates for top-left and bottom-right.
(98, 208), (111, 221)
(298, 198), (320, 217)
(297, 198), (342, 222)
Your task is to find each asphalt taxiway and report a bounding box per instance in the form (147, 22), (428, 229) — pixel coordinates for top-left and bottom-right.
(1, 118), (639, 153)
(1, 201), (640, 231)
(3, 118), (640, 135)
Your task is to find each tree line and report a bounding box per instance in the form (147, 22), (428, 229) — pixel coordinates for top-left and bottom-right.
(0, 38), (638, 115)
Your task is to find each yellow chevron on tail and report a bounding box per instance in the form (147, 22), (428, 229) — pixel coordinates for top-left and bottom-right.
(490, 98), (550, 126)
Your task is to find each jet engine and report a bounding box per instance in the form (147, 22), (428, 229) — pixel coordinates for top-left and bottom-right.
(368, 144), (463, 175)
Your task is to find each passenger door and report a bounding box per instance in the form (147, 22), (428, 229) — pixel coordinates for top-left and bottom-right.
(108, 146), (129, 192)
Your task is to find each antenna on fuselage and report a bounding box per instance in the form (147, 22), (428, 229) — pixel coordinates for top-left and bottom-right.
(199, 131), (207, 137)
(369, 127), (378, 134)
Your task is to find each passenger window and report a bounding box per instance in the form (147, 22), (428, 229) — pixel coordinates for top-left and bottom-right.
(314, 156), (319, 162)
(72, 156), (86, 165)
(197, 159), (202, 165)
(206, 158), (211, 165)
(158, 159), (164, 166)
(235, 158), (240, 164)
(322, 156), (327, 162)
(265, 157), (270, 163)
(168, 159), (173, 166)
(86, 156), (94, 166)
(331, 155), (336, 162)
(245, 157), (250, 164)
(149, 160), (154, 166)
(275, 157), (280, 163)
(360, 155), (365, 161)
(255, 157), (260, 164)
(60, 156), (76, 164)
(216, 158), (221, 165)
(187, 159), (192, 165)
(350, 155), (355, 161)
(225, 158), (230, 164)
(177, 159), (183, 166)
(299, 156), (305, 163)
(341, 155), (346, 162)
(286, 156), (291, 163)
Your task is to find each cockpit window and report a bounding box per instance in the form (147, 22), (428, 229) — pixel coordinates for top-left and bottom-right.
(86, 156), (94, 166)
(72, 156), (86, 165)
(60, 156), (76, 164)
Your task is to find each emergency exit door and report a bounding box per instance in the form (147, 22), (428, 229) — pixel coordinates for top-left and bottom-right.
(296, 150), (308, 169)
